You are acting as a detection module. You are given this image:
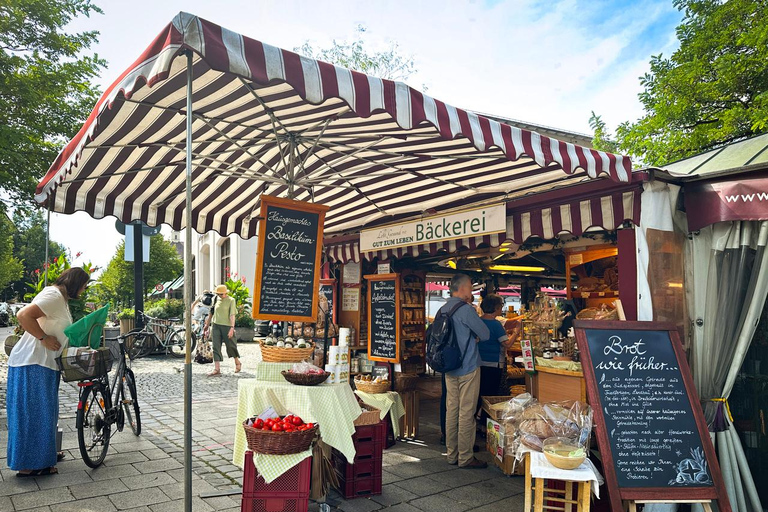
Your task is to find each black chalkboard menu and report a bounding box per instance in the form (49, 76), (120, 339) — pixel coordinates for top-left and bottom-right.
(253, 196), (329, 322)
(574, 321), (730, 512)
(366, 274), (400, 362)
(319, 279), (336, 324)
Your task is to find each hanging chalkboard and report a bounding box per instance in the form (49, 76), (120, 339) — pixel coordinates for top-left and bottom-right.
(319, 279), (337, 324)
(366, 274), (400, 363)
(253, 196), (329, 322)
(574, 321), (731, 512)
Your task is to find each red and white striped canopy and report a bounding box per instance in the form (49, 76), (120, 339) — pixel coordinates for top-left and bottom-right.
(37, 12), (633, 238)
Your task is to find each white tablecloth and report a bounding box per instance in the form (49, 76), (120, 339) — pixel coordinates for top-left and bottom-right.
(527, 450), (604, 498)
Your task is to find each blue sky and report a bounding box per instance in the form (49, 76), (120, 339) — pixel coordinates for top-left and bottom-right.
(53, 0), (683, 272)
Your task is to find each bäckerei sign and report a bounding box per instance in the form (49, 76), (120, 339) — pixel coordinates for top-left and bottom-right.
(360, 204), (506, 252)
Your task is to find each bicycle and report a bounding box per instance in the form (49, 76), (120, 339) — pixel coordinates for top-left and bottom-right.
(123, 311), (195, 360)
(75, 335), (141, 468)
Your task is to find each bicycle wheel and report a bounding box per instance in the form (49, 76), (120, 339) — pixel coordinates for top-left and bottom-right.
(167, 328), (195, 358)
(123, 331), (148, 360)
(76, 383), (111, 468)
(121, 369), (141, 436)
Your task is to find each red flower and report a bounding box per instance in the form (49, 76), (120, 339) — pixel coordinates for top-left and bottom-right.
(241, 276), (246, 284)
(35, 268), (40, 274)
(76, 251), (83, 258)
(226, 272), (231, 278)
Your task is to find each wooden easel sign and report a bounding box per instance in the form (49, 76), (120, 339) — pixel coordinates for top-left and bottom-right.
(573, 321), (731, 512)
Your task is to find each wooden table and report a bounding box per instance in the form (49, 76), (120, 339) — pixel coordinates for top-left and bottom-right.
(523, 452), (601, 512)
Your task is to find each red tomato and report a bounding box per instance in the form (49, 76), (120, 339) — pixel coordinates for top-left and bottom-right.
(271, 424), (283, 432)
(254, 419), (264, 429)
(290, 416), (304, 426)
(305, 423), (314, 429)
(284, 415), (294, 423)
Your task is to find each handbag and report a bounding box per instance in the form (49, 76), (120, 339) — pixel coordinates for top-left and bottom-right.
(195, 336), (213, 364)
(4, 334), (20, 356)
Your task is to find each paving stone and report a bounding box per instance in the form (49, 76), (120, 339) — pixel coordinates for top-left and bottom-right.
(393, 475), (451, 496)
(160, 479), (218, 500)
(201, 495), (241, 510)
(132, 458), (183, 474)
(0, 477), (39, 496)
(425, 467), (489, 487)
(381, 470), (405, 485)
(103, 451), (150, 467)
(11, 487), (75, 510)
(370, 483), (419, 506)
(0, 495), (12, 511)
(337, 497), (383, 512)
(378, 504), (422, 512)
(32, 470), (92, 491)
(442, 482), (504, 507)
(108, 487), (170, 510)
(410, 493), (473, 512)
(110, 440), (159, 453)
(86, 463), (141, 481)
(469, 493), (526, 511)
(149, 496), (213, 512)
(55, 496), (117, 512)
(70, 477), (130, 499)
(121, 471), (177, 490)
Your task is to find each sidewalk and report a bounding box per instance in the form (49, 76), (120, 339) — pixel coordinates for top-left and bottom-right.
(0, 335), (526, 511)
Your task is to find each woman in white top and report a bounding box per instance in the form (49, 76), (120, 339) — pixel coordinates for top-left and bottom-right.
(7, 267), (90, 477)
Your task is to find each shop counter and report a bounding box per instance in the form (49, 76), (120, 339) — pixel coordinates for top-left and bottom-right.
(232, 379), (361, 482)
(527, 366), (586, 403)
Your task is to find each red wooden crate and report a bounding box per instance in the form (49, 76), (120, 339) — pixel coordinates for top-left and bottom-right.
(242, 451), (311, 510)
(333, 471), (383, 499)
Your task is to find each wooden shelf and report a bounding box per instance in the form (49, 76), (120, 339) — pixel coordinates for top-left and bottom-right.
(347, 345), (368, 350)
(573, 291), (619, 298)
(402, 321), (424, 325)
(401, 304), (423, 308)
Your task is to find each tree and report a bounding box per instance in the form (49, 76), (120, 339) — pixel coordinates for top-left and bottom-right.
(6, 209), (68, 300)
(0, 0), (105, 206)
(589, 112), (619, 154)
(98, 236), (183, 308)
(609, 0), (768, 166)
(0, 214), (23, 295)
(296, 25), (417, 81)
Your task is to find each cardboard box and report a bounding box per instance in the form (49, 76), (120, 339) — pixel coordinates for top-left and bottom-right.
(486, 418), (524, 476)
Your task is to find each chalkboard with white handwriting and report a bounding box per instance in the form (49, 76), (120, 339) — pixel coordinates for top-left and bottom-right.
(368, 277), (399, 362)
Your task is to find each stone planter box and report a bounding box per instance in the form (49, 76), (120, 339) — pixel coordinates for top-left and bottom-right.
(234, 327), (255, 342)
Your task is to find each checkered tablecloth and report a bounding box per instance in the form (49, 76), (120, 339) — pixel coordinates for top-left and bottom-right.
(233, 379), (361, 482)
(253, 362), (295, 382)
(354, 390), (406, 439)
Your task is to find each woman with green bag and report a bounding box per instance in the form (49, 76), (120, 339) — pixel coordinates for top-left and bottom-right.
(6, 268), (90, 477)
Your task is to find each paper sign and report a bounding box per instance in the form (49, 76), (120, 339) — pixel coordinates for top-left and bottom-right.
(343, 262), (361, 284)
(521, 339), (536, 372)
(377, 262), (390, 274)
(342, 287), (359, 312)
(486, 419), (505, 462)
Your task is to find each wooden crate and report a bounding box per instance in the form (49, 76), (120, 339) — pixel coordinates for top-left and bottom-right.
(528, 367), (586, 403)
(481, 396), (513, 422)
(486, 440), (524, 476)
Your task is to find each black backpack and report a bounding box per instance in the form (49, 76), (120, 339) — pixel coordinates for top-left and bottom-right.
(425, 301), (470, 373)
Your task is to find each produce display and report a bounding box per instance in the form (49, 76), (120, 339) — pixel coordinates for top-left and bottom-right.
(263, 335), (310, 349)
(288, 361), (326, 375)
(244, 414), (315, 433)
(355, 374), (389, 384)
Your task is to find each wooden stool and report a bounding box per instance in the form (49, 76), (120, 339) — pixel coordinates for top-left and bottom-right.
(524, 455), (592, 512)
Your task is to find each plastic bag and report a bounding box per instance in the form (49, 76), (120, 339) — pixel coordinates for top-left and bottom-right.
(290, 360), (325, 375)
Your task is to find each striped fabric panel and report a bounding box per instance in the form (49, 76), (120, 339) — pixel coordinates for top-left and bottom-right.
(37, 12), (634, 241)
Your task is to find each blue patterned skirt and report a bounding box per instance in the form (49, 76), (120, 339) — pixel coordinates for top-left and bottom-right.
(6, 364), (59, 470)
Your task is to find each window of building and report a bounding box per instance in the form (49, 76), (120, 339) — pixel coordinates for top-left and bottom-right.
(220, 238), (231, 283)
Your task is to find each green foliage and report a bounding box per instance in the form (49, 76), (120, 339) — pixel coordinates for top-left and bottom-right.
(6, 209), (67, 300)
(0, 214), (24, 292)
(144, 298), (184, 319)
(235, 308), (255, 328)
(225, 277), (250, 308)
(98, 235), (183, 308)
(117, 307), (134, 320)
(589, 112), (619, 154)
(0, 0), (106, 205)
(613, 0), (768, 166)
(24, 251), (98, 320)
(296, 25), (416, 81)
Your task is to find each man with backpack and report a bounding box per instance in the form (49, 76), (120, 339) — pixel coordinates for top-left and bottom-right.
(427, 273), (490, 469)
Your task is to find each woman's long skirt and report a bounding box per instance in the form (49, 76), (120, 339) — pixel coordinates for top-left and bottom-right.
(6, 364), (59, 471)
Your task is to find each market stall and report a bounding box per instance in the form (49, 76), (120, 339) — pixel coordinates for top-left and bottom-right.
(35, 11), (638, 512)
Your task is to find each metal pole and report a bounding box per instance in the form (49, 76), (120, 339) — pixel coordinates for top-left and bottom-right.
(43, 205), (51, 287)
(183, 50), (194, 512)
(133, 223), (144, 328)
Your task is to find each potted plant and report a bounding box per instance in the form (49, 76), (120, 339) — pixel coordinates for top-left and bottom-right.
(118, 308), (135, 334)
(234, 305), (255, 342)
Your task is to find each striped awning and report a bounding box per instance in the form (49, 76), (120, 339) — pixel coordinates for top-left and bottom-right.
(36, 12), (634, 238)
(324, 188), (641, 263)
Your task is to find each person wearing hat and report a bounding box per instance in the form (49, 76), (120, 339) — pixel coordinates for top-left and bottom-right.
(203, 284), (242, 376)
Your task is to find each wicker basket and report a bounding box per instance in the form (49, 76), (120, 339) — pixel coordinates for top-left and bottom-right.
(242, 421), (319, 455)
(56, 347), (113, 382)
(394, 373), (419, 392)
(354, 378), (391, 394)
(281, 370), (330, 386)
(259, 341), (315, 363)
(509, 384), (527, 396)
(353, 402), (382, 426)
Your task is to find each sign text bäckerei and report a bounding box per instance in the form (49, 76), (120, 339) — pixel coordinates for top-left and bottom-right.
(360, 204), (505, 252)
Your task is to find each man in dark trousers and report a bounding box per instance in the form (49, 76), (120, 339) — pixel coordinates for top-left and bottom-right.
(441, 273), (490, 468)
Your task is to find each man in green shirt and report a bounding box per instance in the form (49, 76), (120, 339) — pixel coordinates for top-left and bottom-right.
(203, 284), (242, 376)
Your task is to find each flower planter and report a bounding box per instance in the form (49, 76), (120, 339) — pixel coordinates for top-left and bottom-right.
(235, 327), (255, 342)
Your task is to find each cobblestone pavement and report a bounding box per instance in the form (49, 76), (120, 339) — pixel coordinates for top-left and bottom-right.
(0, 327), (526, 511)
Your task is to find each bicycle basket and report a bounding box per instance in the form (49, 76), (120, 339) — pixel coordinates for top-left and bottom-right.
(56, 347), (113, 382)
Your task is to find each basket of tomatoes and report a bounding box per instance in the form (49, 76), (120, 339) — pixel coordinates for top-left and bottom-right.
(242, 414), (319, 455)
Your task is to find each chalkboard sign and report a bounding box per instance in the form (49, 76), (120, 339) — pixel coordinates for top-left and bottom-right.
(366, 274), (400, 363)
(319, 279), (336, 324)
(574, 321), (730, 512)
(253, 196), (329, 322)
